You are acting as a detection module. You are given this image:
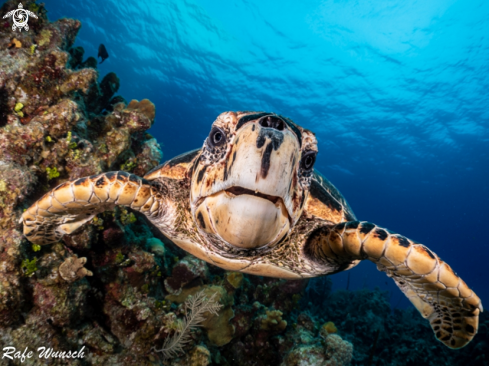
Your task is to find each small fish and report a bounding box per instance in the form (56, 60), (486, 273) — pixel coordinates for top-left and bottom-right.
(98, 44), (109, 64)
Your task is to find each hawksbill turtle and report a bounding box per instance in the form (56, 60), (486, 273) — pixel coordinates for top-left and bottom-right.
(21, 111), (482, 349)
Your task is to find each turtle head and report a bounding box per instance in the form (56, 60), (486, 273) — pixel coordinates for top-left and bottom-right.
(190, 111), (317, 253)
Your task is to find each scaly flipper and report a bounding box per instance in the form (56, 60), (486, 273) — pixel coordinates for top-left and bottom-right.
(306, 221), (483, 349)
(21, 171), (165, 245)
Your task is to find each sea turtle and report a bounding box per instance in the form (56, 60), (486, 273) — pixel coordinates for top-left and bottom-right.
(21, 111), (482, 349)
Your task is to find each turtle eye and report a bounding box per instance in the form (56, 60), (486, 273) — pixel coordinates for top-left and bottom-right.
(301, 151), (317, 171)
(207, 126), (226, 148)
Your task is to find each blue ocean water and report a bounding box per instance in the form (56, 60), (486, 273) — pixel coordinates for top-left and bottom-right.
(44, 0), (488, 310)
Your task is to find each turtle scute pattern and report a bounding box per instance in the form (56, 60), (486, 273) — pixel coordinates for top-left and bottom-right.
(305, 220), (483, 349)
(21, 171), (164, 245)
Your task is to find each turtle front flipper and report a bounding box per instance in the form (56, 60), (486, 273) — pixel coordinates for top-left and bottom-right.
(305, 221), (483, 349)
(21, 172), (165, 245)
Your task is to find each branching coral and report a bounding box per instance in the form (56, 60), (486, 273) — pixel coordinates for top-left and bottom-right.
(154, 290), (222, 359)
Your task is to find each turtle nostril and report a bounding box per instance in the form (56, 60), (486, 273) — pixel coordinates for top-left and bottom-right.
(259, 116), (285, 131)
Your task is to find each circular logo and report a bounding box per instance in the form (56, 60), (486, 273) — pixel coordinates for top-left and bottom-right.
(3, 3), (38, 32)
(12, 6), (29, 31)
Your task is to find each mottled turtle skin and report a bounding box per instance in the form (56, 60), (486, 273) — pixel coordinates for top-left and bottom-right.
(21, 111), (482, 349)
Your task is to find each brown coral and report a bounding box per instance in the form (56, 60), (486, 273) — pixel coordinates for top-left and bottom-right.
(258, 309), (287, 333)
(58, 256), (93, 282)
(127, 99), (155, 121)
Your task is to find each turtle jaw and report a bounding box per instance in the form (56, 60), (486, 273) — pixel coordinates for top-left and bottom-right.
(198, 180), (298, 227)
(194, 189), (290, 250)
(224, 186), (284, 207)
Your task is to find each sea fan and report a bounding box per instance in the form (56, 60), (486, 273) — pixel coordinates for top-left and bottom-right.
(154, 290), (222, 359)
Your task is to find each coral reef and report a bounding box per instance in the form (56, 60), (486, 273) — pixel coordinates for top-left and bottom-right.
(282, 333), (353, 366)
(164, 256), (210, 295)
(171, 345), (211, 366)
(0, 1), (487, 366)
(58, 255), (93, 282)
(304, 286), (489, 366)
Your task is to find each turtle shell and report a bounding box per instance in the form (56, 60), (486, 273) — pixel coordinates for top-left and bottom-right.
(303, 170), (356, 224)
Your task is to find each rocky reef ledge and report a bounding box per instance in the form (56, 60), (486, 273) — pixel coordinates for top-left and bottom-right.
(0, 1), (487, 366)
